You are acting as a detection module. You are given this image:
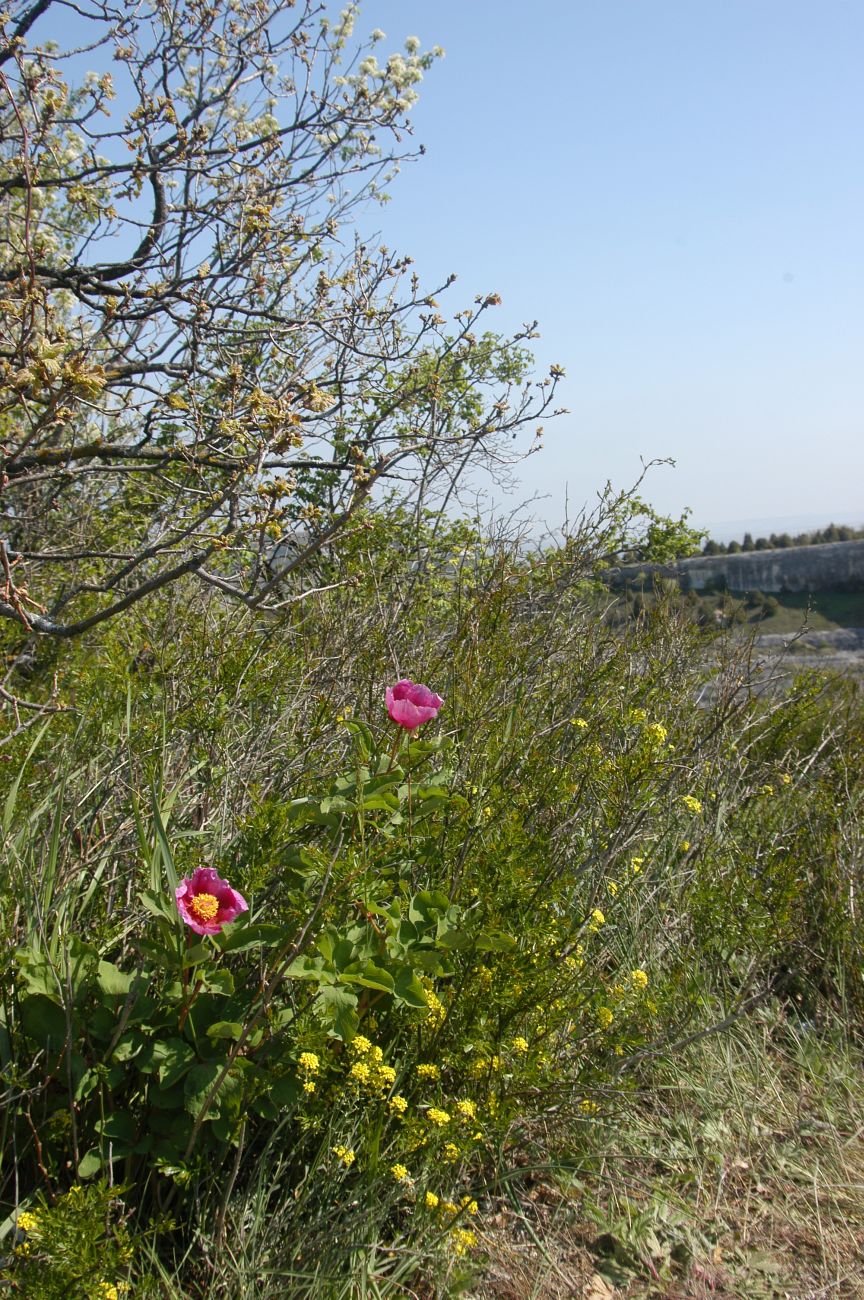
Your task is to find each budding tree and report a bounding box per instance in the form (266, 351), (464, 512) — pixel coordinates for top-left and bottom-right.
(0, 0), (563, 642)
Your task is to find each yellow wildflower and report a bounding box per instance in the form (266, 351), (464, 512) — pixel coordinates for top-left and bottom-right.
(644, 721), (668, 745)
(630, 968), (649, 989)
(390, 1163), (410, 1182)
(780, 772), (792, 785)
(680, 840), (691, 852)
(443, 1142), (459, 1161)
(597, 1006), (614, 1029)
(454, 1099), (477, 1121)
(349, 1061), (372, 1084)
(461, 1196), (479, 1215)
(16, 1211), (39, 1233)
(427, 1107), (451, 1127)
(388, 1094), (408, 1116)
(682, 795), (702, 814)
(442, 1200), (460, 1215)
(511, 1036), (529, 1054)
(298, 1051), (320, 1075)
(424, 1191), (439, 1209)
(607, 880), (619, 897)
(572, 717), (589, 728)
(452, 1227), (477, 1255)
(630, 856), (644, 874)
(332, 1145), (355, 1167)
(302, 1080), (316, 1094)
(580, 1098), (599, 1114)
(425, 990), (446, 1025)
(350, 1035), (372, 1055)
(416, 1063), (440, 1081)
(589, 908), (606, 929)
(376, 1064), (396, 1087)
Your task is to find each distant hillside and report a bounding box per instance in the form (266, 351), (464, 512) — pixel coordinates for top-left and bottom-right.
(701, 523), (864, 556)
(610, 537), (864, 595)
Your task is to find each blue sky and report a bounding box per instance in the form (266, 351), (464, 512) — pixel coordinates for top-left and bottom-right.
(352, 0), (863, 538)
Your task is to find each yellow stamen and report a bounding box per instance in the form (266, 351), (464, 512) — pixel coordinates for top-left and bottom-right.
(188, 892), (219, 922)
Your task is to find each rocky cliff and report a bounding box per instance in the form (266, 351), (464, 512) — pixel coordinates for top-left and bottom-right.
(610, 539), (864, 593)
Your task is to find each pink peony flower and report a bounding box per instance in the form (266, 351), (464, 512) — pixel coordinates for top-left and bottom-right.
(385, 679), (443, 731)
(175, 867), (248, 936)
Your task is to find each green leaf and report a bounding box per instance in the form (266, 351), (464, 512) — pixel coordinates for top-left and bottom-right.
(95, 1111), (137, 1143)
(318, 984), (359, 1041)
(184, 1061), (241, 1119)
(63, 935), (99, 997)
(267, 1074), (300, 1108)
(409, 891), (450, 925)
(97, 960), (136, 996)
(339, 961), (395, 993)
(150, 783), (180, 893)
(393, 968), (428, 1008)
(475, 929), (518, 953)
(217, 922), (284, 954)
(202, 969), (234, 995)
(112, 1030), (147, 1064)
(20, 993), (67, 1045)
(158, 1042), (196, 1088)
(206, 1021), (244, 1041)
(15, 946), (60, 999)
(184, 1061), (225, 1118)
(77, 1149), (103, 1179)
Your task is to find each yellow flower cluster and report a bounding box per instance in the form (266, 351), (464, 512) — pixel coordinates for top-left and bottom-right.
(390, 1163), (410, 1183)
(630, 968), (649, 990)
(424, 988), (446, 1027)
(451, 1227), (477, 1255)
(643, 721), (668, 745)
(597, 1006), (614, 1029)
(427, 1107), (451, 1127)
(630, 856), (644, 875)
(425, 1191), (439, 1209)
(510, 1036), (529, 1054)
(298, 1051), (320, 1094)
(571, 716), (589, 728)
(580, 1098), (600, 1114)
(347, 1037), (396, 1094)
(16, 1210), (39, 1233)
(443, 1142), (460, 1161)
(332, 1145), (355, 1167)
(388, 1094), (408, 1116)
(607, 880), (619, 897)
(454, 1099), (477, 1122)
(682, 795), (702, 814)
(589, 908), (605, 930)
(416, 1062), (440, 1080)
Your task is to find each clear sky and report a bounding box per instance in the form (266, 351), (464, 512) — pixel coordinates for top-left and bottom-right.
(351, 0), (863, 538)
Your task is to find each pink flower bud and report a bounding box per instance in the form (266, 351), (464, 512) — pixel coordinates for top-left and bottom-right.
(385, 679), (443, 731)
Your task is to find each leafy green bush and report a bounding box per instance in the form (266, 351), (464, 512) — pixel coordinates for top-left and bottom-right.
(1, 507), (862, 1294)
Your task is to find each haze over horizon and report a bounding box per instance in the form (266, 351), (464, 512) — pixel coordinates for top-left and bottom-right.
(353, 0), (863, 538)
